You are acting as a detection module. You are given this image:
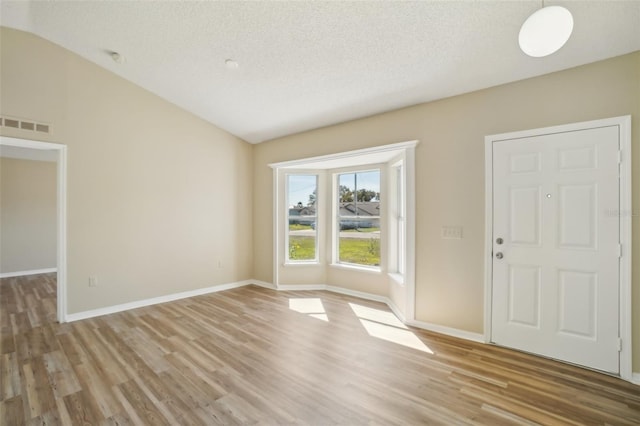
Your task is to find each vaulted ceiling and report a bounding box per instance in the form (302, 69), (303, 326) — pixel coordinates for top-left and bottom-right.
(2, 1), (639, 143)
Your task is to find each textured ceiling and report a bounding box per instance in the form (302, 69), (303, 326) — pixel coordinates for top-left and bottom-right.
(1, 1), (639, 144)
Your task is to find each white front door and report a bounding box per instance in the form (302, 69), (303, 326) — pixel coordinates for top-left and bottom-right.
(491, 125), (620, 374)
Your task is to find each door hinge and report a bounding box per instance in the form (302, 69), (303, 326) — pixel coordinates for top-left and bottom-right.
(618, 244), (623, 258)
(617, 338), (623, 352)
(618, 150), (622, 164)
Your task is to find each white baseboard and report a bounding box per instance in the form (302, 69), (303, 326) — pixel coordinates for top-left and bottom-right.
(278, 284), (327, 291)
(0, 268), (57, 278)
(247, 282), (478, 344)
(65, 279), (254, 323)
(632, 373), (640, 386)
(63, 277), (485, 348)
(248, 280), (277, 290)
(385, 298), (407, 324)
(325, 284), (388, 303)
(406, 319), (485, 343)
(323, 284), (407, 323)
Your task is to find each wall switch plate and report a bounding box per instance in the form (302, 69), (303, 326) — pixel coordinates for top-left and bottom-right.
(441, 226), (463, 239)
(88, 276), (98, 287)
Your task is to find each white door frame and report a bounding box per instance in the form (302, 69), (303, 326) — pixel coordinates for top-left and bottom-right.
(0, 136), (68, 323)
(484, 116), (632, 382)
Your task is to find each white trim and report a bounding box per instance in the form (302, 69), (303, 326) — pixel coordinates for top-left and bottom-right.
(406, 319), (485, 343)
(405, 144), (417, 321)
(57, 144), (68, 323)
(618, 115), (633, 382)
(282, 262), (320, 267)
(66, 279), (256, 322)
(325, 284), (389, 304)
(0, 268), (57, 278)
(278, 284), (327, 291)
(272, 167), (279, 288)
(385, 296), (407, 323)
(276, 283), (407, 323)
(268, 140), (419, 169)
(268, 282), (481, 344)
(484, 115), (633, 383)
(484, 135), (494, 344)
(388, 272), (404, 285)
(329, 263), (382, 274)
(0, 136), (67, 324)
(249, 280), (277, 290)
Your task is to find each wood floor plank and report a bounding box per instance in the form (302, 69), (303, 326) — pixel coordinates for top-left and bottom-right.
(1, 352), (21, 400)
(1, 394), (25, 425)
(42, 350), (82, 398)
(117, 380), (170, 426)
(2, 274), (640, 425)
(63, 389), (103, 425)
(72, 362), (122, 420)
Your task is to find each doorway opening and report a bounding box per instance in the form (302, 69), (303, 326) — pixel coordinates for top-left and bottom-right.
(0, 136), (67, 323)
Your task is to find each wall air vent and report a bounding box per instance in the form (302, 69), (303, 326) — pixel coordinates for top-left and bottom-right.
(0, 115), (51, 134)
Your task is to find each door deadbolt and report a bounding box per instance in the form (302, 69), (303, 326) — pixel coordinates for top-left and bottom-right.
(495, 252), (504, 259)
(496, 237), (503, 245)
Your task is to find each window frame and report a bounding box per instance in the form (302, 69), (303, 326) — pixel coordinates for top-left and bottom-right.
(285, 173), (319, 264)
(332, 166), (382, 271)
(389, 159), (406, 283)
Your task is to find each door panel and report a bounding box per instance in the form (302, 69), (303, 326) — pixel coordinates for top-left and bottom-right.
(558, 183), (596, 249)
(557, 270), (596, 338)
(509, 186), (541, 246)
(491, 125), (620, 374)
(507, 265), (540, 327)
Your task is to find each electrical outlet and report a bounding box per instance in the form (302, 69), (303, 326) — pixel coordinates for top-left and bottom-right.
(217, 260), (222, 269)
(88, 276), (98, 287)
(441, 226), (463, 240)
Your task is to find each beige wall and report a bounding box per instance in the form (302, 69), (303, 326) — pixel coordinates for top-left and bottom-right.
(0, 27), (254, 313)
(253, 52), (640, 370)
(0, 157), (57, 273)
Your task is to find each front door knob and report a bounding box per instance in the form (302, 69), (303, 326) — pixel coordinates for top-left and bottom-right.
(495, 252), (504, 259)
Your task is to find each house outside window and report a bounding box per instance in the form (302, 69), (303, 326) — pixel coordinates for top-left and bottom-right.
(335, 169), (381, 268)
(286, 174), (318, 262)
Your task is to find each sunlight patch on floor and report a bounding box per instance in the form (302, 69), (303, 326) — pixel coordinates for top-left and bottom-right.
(349, 303), (433, 354)
(288, 298), (329, 322)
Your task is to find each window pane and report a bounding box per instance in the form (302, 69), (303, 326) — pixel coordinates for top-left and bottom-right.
(337, 169), (380, 267)
(339, 173), (355, 202)
(338, 218), (380, 266)
(288, 175), (317, 261)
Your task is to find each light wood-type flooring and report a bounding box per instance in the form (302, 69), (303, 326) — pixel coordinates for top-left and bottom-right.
(1, 273), (639, 425)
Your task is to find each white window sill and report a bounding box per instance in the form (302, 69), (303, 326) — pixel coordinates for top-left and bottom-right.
(388, 272), (405, 285)
(283, 261), (320, 267)
(330, 263), (382, 274)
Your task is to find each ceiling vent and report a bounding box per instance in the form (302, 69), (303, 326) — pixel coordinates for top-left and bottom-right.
(0, 116), (51, 134)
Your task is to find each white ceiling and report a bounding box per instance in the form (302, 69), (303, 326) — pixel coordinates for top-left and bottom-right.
(1, 1), (639, 144)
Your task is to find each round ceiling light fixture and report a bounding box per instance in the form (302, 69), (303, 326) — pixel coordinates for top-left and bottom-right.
(519, 5), (573, 57)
